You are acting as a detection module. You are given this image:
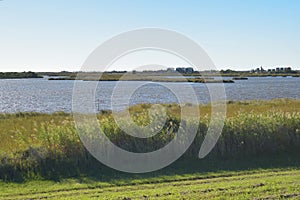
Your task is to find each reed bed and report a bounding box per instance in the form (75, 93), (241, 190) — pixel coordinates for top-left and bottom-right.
(0, 99), (300, 180)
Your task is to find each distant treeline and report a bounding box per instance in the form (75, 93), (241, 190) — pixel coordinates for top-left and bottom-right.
(0, 71), (42, 79)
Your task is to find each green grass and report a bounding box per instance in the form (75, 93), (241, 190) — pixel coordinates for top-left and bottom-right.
(0, 167), (299, 199)
(0, 99), (300, 198)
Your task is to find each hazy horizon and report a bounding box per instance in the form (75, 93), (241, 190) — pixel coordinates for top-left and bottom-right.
(0, 65), (298, 73)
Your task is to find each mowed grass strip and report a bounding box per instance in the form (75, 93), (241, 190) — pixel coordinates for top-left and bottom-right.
(0, 169), (299, 200)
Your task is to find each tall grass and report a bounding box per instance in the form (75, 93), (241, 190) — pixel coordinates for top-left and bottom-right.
(0, 99), (300, 181)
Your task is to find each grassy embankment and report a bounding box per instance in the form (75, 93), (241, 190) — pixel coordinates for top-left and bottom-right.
(0, 99), (300, 198)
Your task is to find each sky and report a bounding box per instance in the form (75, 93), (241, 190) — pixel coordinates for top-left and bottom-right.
(0, 0), (300, 72)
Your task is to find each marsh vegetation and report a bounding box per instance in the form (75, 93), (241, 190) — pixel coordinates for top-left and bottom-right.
(0, 99), (300, 181)
(0, 72), (42, 79)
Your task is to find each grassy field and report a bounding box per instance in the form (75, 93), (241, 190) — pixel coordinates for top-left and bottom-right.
(0, 99), (300, 198)
(0, 167), (299, 199)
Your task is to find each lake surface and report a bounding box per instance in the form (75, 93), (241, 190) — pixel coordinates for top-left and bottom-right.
(0, 76), (299, 113)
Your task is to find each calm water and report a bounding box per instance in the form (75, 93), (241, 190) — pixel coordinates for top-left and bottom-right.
(0, 76), (299, 113)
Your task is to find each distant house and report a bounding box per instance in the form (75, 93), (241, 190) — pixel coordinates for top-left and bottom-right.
(285, 67), (292, 72)
(175, 67), (194, 74)
(185, 67), (194, 74)
(176, 67), (185, 73)
(266, 67), (293, 73)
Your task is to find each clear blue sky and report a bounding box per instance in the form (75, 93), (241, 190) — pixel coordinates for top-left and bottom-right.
(1, 0), (300, 72)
